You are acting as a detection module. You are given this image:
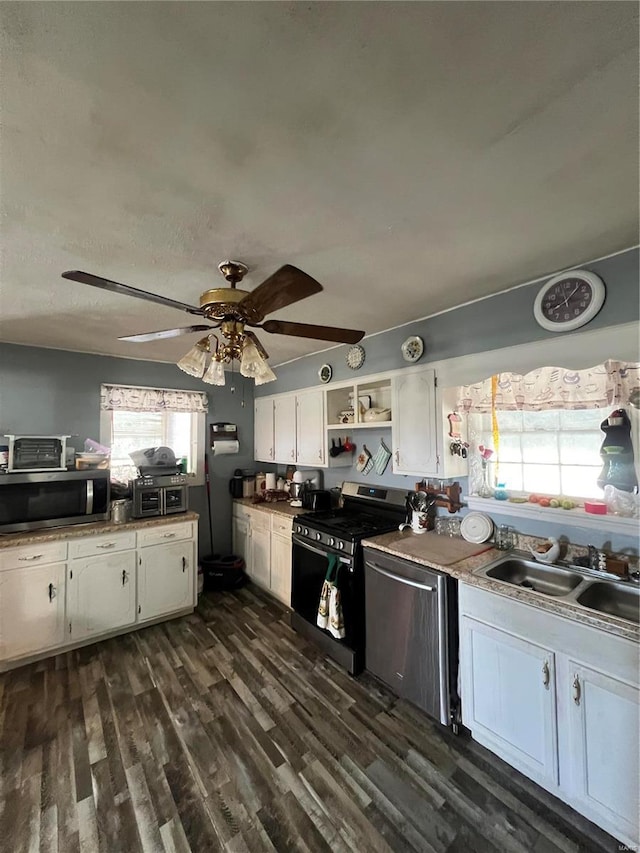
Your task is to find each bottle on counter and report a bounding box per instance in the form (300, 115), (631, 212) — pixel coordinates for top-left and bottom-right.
(256, 471), (266, 492)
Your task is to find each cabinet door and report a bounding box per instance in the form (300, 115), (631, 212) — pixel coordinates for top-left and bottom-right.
(0, 563), (66, 660)
(68, 552), (136, 641)
(250, 525), (271, 590)
(270, 532), (292, 606)
(565, 661), (639, 844)
(392, 368), (437, 475)
(232, 515), (251, 574)
(296, 390), (325, 466)
(274, 395), (297, 464)
(138, 541), (194, 621)
(460, 616), (558, 787)
(254, 398), (274, 462)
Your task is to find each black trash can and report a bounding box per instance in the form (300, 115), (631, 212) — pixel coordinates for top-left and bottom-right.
(201, 553), (246, 591)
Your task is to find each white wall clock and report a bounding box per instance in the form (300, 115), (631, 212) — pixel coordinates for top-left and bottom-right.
(533, 270), (606, 332)
(318, 363), (332, 384)
(401, 335), (424, 363)
(346, 344), (365, 370)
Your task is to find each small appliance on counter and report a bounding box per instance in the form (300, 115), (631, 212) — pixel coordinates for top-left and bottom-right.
(4, 435), (71, 473)
(129, 446), (188, 518)
(302, 489), (331, 511)
(289, 469), (322, 508)
(229, 468), (244, 498)
(130, 446), (181, 477)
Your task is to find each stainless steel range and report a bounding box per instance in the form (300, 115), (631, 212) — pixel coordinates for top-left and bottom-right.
(291, 481), (408, 674)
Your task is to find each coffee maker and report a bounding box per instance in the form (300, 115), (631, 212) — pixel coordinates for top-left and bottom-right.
(289, 470), (321, 507)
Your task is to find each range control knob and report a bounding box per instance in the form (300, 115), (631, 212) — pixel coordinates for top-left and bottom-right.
(315, 532), (322, 541)
(295, 525), (301, 534)
(329, 537), (335, 547)
(337, 541), (344, 550)
(303, 528), (309, 536)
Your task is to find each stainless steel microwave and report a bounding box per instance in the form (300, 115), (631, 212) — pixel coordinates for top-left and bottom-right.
(4, 434), (70, 473)
(0, 469), (110, 533)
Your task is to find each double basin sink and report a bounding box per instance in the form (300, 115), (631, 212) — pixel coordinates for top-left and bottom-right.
(475, 555), (639, 625)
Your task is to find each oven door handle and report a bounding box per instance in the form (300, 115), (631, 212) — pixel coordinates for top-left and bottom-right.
(367, 561), (435, 592)
(293, 536), (351, 565)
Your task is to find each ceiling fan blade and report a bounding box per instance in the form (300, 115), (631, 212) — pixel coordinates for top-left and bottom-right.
(238, 265), (323, 318)
(261, 319), (365, 344)
(118, 325), (218, 343)
(243, 330), (269, 360)
(61, 271), (206, 316)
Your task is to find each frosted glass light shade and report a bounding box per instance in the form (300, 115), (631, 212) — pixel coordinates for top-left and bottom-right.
(202, 357), (226, 386)
(177, 344), (208, 378)
(240, 340), (264, 378)
(254, 362), (277, 385)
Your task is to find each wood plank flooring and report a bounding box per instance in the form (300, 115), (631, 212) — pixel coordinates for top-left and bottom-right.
(0, 584), (622, 852)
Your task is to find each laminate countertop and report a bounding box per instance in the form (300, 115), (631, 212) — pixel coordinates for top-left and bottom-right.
(0, 511), (199, 549)
(362, 529), (639, 644)
(233, 498), (310, 521)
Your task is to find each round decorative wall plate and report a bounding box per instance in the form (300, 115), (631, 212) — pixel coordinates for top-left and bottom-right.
(318, 363), (333, 384)
(401, 335), (424, 363)
(533, 270), (606, 332)
(346, 344), (365, 370)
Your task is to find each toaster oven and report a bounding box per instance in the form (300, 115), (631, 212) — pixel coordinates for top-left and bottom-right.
(4, 434), (70, 473)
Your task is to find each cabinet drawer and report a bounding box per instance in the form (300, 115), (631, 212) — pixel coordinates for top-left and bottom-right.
(271, 515), (293, 536)
(137, 522), (193, 549)
(68, 531), (137, 560)
(0, 540), (68, 572)
(249, 510), (270, 531)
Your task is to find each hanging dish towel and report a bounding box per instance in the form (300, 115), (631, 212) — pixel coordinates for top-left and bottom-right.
(317, 554), (338, 630)
(373, 438), (392, 475)
(328, 563), (346, 639)
(356, 444), (374, 475)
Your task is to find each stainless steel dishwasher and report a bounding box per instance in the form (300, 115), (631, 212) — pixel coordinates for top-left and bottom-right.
(363, 546), (459, 728)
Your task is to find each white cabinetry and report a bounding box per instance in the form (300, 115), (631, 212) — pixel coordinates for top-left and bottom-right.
(0, 562), (66, 659)
(138, 540), (194, 621)
(68, 551), (137, 641)
(274, 395), (296, 464)
(296, 390), (325, 466)
(232, 506), (251, 574)
(248, 510), (271, 589)
(392, 368), (438, 476)
(254, 397), (275, 462)
(232, 504), (293, 606)
(270, 515), (293, 605)
(459, 584), (639, 848)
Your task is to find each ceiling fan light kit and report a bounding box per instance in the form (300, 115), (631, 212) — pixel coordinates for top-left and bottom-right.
(62, 260), (365, 386)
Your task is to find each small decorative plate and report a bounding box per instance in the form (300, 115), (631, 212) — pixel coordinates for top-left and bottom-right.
(346, 344), (365, 370)
(460, 511), (494, 544)
(318, 363), (333, 384)
(401, 335), (424, 363)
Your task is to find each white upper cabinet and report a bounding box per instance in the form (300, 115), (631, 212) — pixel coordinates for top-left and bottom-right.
(274, 395), (297, 464)
(254, 397), (275, 462)
(392, 368), (438, 476)
(296, 389), (325, 466)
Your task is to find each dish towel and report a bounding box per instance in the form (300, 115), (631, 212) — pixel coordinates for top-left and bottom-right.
(373, 438), (392, 475)
(356, 445), (374, 475)
(316, 555), (345, 639)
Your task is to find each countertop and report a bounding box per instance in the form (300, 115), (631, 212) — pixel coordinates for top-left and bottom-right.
(0, 511), (199, 549)
(233, 498), (310, 520)
(362, 529), (639, 643)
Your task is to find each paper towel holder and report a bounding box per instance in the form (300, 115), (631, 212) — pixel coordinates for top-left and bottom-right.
(210, 422), (238, 453)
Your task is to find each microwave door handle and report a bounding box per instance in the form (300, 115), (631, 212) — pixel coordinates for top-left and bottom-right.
(86, 479), (94, 514)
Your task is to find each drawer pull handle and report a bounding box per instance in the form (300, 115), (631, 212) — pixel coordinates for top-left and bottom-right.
(542, 660), (550, 689)
(97, 542), (116, 549)
(572, 674), (581, 706)
(163, 533), (177, 539)
(48, 582), (56, 601)
(19, 554), (44, 561)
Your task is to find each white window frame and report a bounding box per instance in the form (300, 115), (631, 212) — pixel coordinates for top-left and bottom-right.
(100, 397), (206, 486)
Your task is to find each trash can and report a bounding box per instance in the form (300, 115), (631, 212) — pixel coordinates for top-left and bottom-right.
(201, 554), (246, 591)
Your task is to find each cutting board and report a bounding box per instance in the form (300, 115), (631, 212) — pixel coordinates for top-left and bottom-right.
(396, 533), (493, 566)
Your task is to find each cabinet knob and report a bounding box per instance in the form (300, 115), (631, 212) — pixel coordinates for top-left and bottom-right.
(291, 450), (295, 459)
(395, 450), (400, 464)
(542, 660), (550, 689)
(572, 674), (581, 705)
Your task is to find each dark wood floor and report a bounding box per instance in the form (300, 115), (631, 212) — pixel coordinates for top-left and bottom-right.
(0, 585), (621, 853)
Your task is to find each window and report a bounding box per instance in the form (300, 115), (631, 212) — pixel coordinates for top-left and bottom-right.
(100, 384), (207, 484)
(469, 408), (604, 499)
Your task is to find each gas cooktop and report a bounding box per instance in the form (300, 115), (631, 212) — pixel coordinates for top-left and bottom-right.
(296, 508), (397, 540)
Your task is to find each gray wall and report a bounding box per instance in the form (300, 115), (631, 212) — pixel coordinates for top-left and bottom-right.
(259, 247), (640, 551)
(0, 344), (255, 556)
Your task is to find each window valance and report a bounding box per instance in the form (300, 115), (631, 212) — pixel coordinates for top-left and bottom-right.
(457, 361), (639, 413)
(100, 384), (208, 414)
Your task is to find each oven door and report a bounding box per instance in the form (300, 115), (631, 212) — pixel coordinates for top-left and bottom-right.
(291, 535), (361, 652)
(133, 486), (162, 518)
(164, 485), (187, 514)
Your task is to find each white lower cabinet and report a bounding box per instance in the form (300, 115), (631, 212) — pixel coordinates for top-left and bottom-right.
(249, 522), (271, 590)
(138, 541), (194, 621)
(232, 510), (251, 574)
(233, 505), (293, 606)
(270, 531), (292, 605)
(0, 562), (66, 659)
(68, 551), (137, 641)
(459, 584), (639, 848)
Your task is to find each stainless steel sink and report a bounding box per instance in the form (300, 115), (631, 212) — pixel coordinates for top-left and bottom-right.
(481, 557), (583, 597)
(576, 582), (640, 625)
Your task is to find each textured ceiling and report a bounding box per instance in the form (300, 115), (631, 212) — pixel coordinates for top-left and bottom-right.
(1, 2), (638, 366)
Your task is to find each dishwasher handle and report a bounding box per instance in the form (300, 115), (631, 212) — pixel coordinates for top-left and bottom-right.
(367, 561), (435, 592)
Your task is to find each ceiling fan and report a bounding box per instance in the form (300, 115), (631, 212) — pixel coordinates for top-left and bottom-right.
(61, 261), (365, 355)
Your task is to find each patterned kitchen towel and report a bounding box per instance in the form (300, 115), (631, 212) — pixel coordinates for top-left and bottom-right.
(317, 554), (338, 630)
(356, 445), (373, 474)
(373, 438), (392, 475)
(328, 564), (346, 639)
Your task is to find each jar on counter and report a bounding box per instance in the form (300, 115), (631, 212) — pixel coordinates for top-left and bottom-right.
(242, 475), (255, 498)
(256, 471), (266, 492)
(110, 499), (132, 524)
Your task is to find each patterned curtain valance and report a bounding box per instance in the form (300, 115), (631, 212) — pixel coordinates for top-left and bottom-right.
(457, 361), (640, 413)
(100, 384), (208, 414)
